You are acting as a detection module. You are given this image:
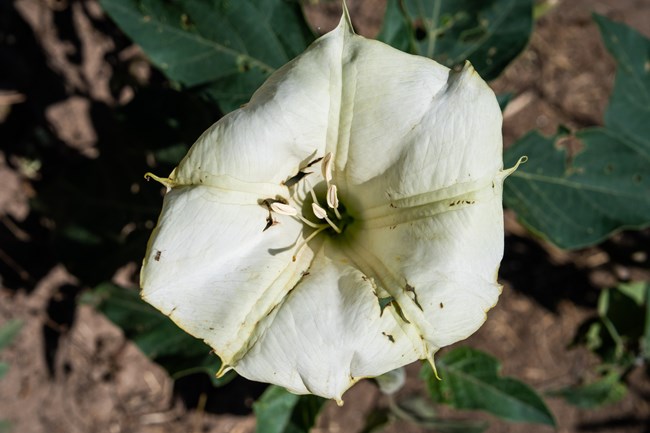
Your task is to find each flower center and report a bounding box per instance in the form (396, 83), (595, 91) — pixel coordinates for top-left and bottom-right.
(264, 152), (354, 261)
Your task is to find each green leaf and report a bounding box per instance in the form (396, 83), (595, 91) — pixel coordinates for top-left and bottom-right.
(81, 283), (233, 386)
(253, 386), (325, 433)
(595, 15), (650, 152)
(99, 0), (314, 112)
(503, 128), (650, 249)
(376, 0), (411, 52)
(422, 347), (555, 426)
(504, 16), (650, 249)
(549, 370), (627, 409)
(616, 281), (648, 306)
(0, 320), (22, 351)
(0, 420), (11, 433)
(0, 363), (8, 379)
(594, 283), (646, 364)
(497, 93), (513, 111)
(378, 0), (533, 80)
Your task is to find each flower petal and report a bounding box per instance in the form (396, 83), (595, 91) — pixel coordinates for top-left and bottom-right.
(141, 15), (353, 368)
(332, 37), (502, 212)
(234, 240), (424, 401)
(345, 177), (507, 361)
(325, 33), (505, 363)
(168, 22), (349, 188)
(141, 185), (312, 366)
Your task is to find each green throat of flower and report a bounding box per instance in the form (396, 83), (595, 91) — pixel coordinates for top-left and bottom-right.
(264, 152), (354, 261)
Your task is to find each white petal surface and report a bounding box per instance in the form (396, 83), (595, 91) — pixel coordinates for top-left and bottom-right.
(141, 185), (310, 365)
(326, 29), (505, 360)
(142, 14), (351, 366)
(235, 240), (424, 400)
(170, 27), (345, 187)
(336, 58), (502, 211)
(347, 180), (506, 358)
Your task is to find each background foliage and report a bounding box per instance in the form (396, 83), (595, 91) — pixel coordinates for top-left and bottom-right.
(1, 0), (649, 431)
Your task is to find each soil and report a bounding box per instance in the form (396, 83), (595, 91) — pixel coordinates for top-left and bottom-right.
(1, 1), (650, 433)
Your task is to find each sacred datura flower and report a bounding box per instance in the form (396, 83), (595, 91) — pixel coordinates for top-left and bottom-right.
(141, 7), (520, 402)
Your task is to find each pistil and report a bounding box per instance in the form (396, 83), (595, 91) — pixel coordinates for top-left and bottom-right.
(269, 152), (351, 261)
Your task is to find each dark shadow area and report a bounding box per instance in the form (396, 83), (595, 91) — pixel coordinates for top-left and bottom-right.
(599, 229), (650, 272)
(174, 374), (268, 415)
(0, 212), (54, 289)
(0, 0), (220, 293)
(43, 283), (79, 376)
(578, 416), (650, 433)
(0, 1), (68, 291)
(501, 234), (600, 311)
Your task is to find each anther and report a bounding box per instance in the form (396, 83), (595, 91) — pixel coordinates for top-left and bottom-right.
(270, 202), (297, 216)
(312, 203), (328, 220)
(312, 203), (342, 234)
(327, 184), (342, 220)
(321, 152), (333, 184)
(270, 200), (322, 228)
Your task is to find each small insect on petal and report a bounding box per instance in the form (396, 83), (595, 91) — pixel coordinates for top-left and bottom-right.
(270, 202), (298, 216)
(312, 203), (328, 220)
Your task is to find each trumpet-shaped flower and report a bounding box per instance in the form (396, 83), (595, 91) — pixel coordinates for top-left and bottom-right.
(141, 8), (518, 402)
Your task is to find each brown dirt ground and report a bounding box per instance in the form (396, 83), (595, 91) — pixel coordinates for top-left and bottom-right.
(1, 0), (650, 432)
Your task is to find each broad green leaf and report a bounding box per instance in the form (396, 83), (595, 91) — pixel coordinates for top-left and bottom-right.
(549, 370), (627, 409)
(422, 347), (555, 426)
(99, 0), (314, 112)
(81, 283), (233, 386)
(253, 386), (325, 433)
(503, 128), (650, 248)
(0, 420), (10, 433)
(378, 0), (533, 80)
(596, 15), (650, 152)
(0, 363), (8, 379)
(504, 16), (650, 249)
(0, 320), (22, 351)
(376, 0), (411, 52)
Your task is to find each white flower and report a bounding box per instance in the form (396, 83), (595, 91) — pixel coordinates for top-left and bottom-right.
(141, 8), (519, 402)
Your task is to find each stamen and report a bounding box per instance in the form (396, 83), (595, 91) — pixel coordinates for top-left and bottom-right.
(297, 215), (322, 229)
(326, 184), (338, 209)
(292, 226), (329, 262)
(311, 202), (328, 220)
(270, 202), (297, 216)
(312, 203), (342, 234)
(321, 152), (333, 184)
(310, 188), (321, 207)
(270, 200), (322, 228)
(327, 184), (342, 220)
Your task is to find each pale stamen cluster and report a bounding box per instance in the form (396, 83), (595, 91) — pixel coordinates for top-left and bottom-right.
(270, 152), (344, 261)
